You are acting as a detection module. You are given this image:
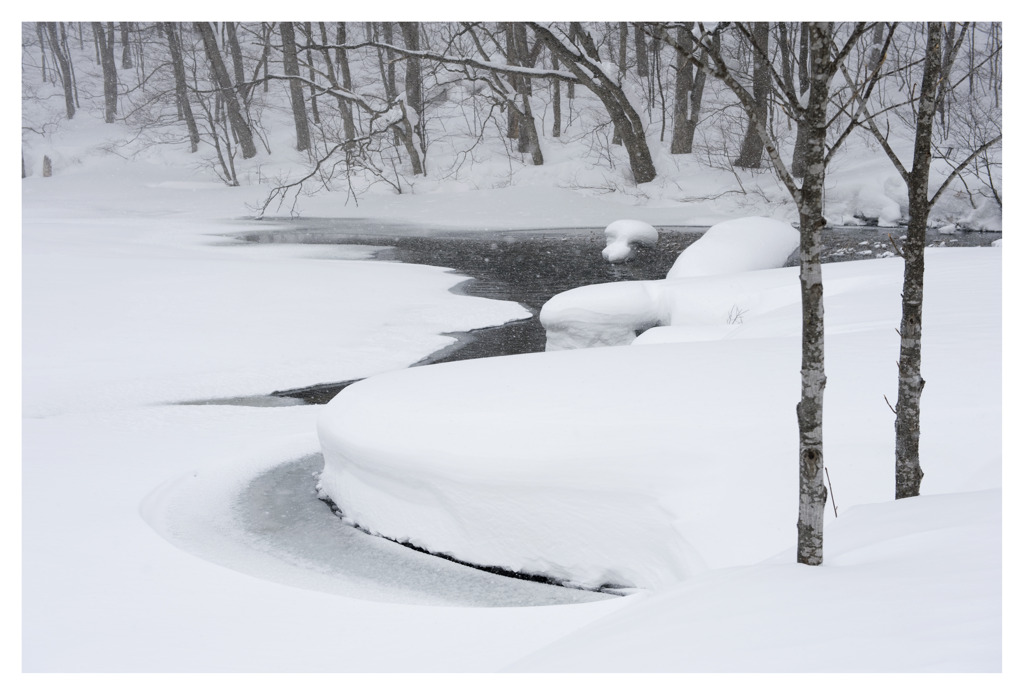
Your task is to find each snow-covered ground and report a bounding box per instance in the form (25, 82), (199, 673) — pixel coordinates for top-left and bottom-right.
(18, 29), (1010, 679)
(21, 150), (1007, 675)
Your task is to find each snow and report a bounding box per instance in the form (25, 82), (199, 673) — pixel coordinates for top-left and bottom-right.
(666, 216), (799, 278)
(318, 248), (1001, 592)
(18, 22), (1008, 677)
(601, 218), (659, 262)
(510, 489), (1002, 672)
(543, 218), (803, 350)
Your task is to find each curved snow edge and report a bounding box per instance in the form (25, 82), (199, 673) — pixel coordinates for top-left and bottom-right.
(314, 485), (634, 595)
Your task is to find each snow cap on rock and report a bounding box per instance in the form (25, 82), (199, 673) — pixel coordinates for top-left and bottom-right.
(602, 219), (659, 263)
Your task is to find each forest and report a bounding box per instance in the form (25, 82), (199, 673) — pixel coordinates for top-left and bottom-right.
(23, 21), (1001, 222)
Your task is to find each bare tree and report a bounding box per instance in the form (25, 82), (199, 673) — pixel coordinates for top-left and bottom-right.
(92, 22), (118, 123)
(733, 22), (770, 168)
(119, 22), (132, 69)
(530, 22), (656, 184)
(43, 22), (75, 119)
(655, 21), (872, 565)
(845, 22), (1001, 499)
(163, 22), (200, 152)
(399, 22), (426, 158)
(669, 23), (709, 155)
(224, 23), (248, 103)
(194, 21), (257, 159)
(504, 23), (544, 165)
(634, 23), (649, 77)
(335, 23), (357, 141)
(279, 22), (311, 152)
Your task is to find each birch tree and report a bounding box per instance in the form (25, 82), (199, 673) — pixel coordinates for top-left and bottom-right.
(845, 22), (1001, 499)
(653, 21), (871, 565)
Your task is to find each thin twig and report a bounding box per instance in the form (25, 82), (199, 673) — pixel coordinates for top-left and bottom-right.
(888, 233), (904, 257)
(824, 467), (839, 517)
(884, 393), (898, 415)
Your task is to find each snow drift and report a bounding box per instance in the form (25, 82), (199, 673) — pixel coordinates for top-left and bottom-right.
(666, 216), (798, 278)
(318, 248), (1000, 592)
(542, 216), (802, 351)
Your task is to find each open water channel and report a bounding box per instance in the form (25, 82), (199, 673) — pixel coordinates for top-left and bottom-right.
(239, 217), (999, 403)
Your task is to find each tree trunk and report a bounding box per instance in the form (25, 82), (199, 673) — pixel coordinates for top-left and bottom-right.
(794, 22), (831, 567)
(393, 102), (424, 176)
(194, 22), (257, 159)
(504, 25), (520, 140)
(868, 21), (886, 73)
(44, 23), (75, 119)
(303, 23), (320, 125)
(335, 23), (356, 141)
(670, 25), (696, 154)
(531, 22), (656, 184)
(551, 52), (561, 137)
(792, 23), (811, 178)
(379, 22), (398, 101)
(895, 23), (944, 499)
(669, 24), (710, 155)
(635, 23), (649, 77)
(506, 22), (543, 165)
(399, 22), (425, 155)
(734, 22), (770, 168)
(612, 22), (628, 144)
(224, 23), (247, 102)
(92, 22), (118, 123)
(164, 23), (201, 152)
(279, 22), (311, 152)
(119, 22), (132, 69)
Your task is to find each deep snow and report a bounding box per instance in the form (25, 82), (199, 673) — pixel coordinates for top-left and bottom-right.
(317, 248), (1001, 593)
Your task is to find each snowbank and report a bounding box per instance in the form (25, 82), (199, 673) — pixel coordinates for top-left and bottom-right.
(601, 219), (659, 263)
(510, 489), (1002, 671)
(318, 248), (1001, 591)
(667, 216), (799, 278)
(542, 216), (802, 351)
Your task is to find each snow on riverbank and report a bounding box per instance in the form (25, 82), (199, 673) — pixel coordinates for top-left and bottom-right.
(511, 489), (1002, 672)
(317, 248), (1001, 593)
(541, 216), (804, 350)
(21, 157), (623, 672)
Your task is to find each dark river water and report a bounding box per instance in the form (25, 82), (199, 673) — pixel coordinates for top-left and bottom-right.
(237, 218), (999, 404)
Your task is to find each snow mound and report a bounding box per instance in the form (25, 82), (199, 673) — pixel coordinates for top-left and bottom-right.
(543, 216), (803, 350)
(540, 280), (662, 350)
(541, 267), (799, 351)
(667, 216), (798, 278)
(601, 219), (658, 263)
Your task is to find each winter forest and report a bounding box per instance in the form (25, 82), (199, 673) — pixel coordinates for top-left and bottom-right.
(21, 18), (1005, 678)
